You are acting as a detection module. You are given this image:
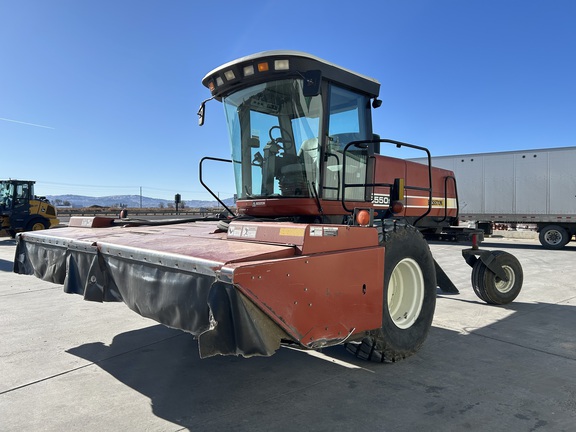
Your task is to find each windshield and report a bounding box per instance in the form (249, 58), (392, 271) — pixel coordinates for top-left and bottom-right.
(223, 79), (322, 199)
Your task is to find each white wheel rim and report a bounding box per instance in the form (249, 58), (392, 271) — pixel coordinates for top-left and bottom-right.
(387, 258), (424, 329)
(494, 265), (515, 293)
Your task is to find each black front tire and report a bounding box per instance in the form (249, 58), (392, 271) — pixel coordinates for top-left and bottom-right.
(346, 223), (436, 362)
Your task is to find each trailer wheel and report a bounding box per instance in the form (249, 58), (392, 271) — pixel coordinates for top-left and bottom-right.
(539, 225), (569, 249)
(471, 251), (523, 305)
(346, 223), (436, 362)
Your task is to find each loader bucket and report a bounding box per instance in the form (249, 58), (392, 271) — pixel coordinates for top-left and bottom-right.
(14, 218), (385, 358)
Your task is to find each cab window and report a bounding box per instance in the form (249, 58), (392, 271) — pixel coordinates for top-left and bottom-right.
(323, 85), (370, 201)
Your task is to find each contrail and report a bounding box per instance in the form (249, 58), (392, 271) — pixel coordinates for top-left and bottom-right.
(0, 117), (55, 129)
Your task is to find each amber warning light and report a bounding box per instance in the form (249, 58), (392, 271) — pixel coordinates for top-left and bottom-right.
(391, 201), (404, 214)
(355, 209), (371, 226)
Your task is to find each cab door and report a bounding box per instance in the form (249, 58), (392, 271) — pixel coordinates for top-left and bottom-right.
(322, 85), (372, 202)
(10, 182), (32, 229)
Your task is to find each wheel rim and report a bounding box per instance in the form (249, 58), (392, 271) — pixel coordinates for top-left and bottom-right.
(387, 258), (424, 329)
(544, 229), (563, 246)
(494, 265), (515, 293)
(31, 222), (45, 231)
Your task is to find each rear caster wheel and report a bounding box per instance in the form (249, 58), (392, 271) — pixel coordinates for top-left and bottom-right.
(471, 251), (522, 305)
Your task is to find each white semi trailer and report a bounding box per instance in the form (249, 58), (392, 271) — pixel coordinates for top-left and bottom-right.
(412, 146), (576, 249)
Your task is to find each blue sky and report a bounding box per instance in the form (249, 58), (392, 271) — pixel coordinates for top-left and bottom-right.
(1, 0), (575, 201)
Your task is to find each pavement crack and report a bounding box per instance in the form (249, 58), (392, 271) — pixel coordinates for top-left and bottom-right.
(0, 286), (61, 297)
(469, 331), (576, 362)
(0, 332), (186, 396)
(0, 363), (94, 396)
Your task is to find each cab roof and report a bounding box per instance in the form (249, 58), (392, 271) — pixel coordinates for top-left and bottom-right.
(202, 50), (380, 100)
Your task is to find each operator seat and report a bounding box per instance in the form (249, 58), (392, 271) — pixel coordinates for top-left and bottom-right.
(297, 137), (320, 194)
(298, 137), (319, 175)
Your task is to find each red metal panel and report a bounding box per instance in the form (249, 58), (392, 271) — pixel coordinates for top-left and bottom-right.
(300, 224), (379, 254)
(373, 155), (458, 218)
(228, 246), (385, 347)
(68, 216), (115, 228)
(24, 222), (297, 265)
(373, 155), (408, 184)
(226, 221), (379, 254)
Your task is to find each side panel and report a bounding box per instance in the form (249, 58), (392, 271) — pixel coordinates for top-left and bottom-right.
(549, 150), (576, 214)
(372, 156), (458, 219)
(28, 200), (60, 227)
(483, 154), (514, 214)
(514, 152), (548, 214)
(450, 156), (484, 215)
(229, 246), (385, 347)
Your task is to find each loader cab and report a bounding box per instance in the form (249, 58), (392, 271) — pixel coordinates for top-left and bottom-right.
(201, 51), (381, 221)
(0, 180), (32, 214)
(1, 180), (33, 234)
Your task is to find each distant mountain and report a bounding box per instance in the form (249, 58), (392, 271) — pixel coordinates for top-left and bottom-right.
(45, 194), (235, 209)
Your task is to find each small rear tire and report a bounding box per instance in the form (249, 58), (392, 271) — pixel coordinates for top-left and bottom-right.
(471, 251), (523, 305)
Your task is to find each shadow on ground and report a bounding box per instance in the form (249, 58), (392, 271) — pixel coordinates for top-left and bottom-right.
(66, 300), (576, 431)
(0, 258), (14, 272)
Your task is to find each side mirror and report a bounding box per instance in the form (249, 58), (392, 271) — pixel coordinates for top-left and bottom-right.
(197, 97), (214, 126)
(197, 101), (206, 126)
(302, 70), (322, 97)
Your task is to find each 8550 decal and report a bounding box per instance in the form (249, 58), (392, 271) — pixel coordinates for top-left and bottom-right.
(371, 194), (390, 206)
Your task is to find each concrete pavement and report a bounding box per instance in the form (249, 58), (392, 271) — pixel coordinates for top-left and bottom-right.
(1, 235), (575, 431)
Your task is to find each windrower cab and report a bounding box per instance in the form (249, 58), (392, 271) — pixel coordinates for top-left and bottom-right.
(199, 51), (459, 231)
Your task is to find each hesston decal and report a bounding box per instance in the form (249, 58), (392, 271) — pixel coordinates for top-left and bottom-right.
(371, 194), (456, 209)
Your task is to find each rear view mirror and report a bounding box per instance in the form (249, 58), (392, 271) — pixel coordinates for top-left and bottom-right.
(197, 102), (206, 126)
(197, 97), (215, 126)
(302, 70), (322, 97)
